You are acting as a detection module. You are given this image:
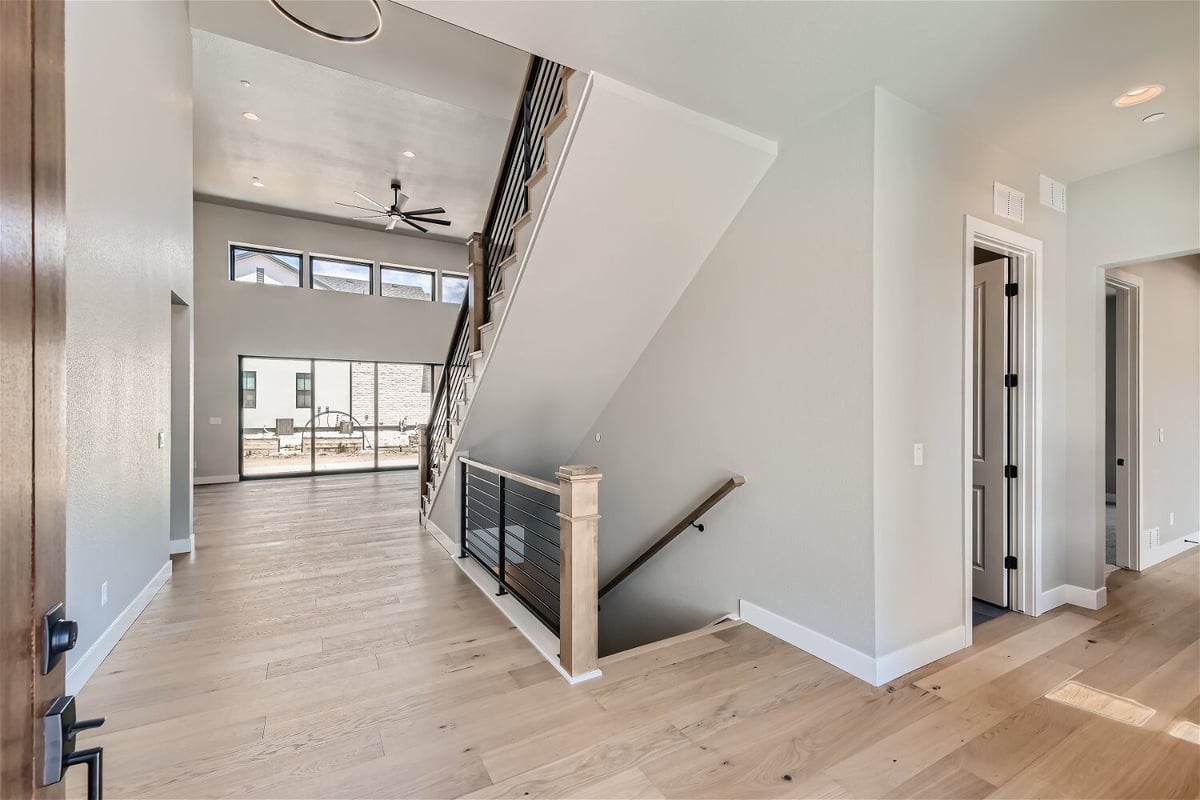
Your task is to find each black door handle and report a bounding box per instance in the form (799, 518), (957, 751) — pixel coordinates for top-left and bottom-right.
(65, 747), (103, 800)
(1117, 458), (1125, 466)
(40, 695), (105, 800)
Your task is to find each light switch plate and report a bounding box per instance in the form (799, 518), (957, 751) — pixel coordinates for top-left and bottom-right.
(913, 443), (924, 466)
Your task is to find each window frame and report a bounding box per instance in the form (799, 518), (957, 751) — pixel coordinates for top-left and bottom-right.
(241, 370), (257, 409)
(379, 263), (436, 302)
(295, 372), (313, 409)
(439, 270), (469, 305)
(309, 252), (375, 296)
(229, 242), (304, 287)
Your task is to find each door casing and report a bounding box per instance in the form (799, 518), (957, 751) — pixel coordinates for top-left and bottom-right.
(1105, 270), (1142, 570)
(962, 217), (1044, 647)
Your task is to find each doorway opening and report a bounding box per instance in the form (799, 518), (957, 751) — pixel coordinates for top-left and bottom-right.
(963, 217), (1043, 642)
(1104, 272), (1140, 572)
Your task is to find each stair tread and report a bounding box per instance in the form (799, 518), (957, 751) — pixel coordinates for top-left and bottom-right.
(599, 619), (744, 666)
(542, 106), (568, 140)
(524, 162), (549, 189)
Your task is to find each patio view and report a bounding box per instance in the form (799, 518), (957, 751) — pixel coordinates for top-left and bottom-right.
(240, 356), (432, 477)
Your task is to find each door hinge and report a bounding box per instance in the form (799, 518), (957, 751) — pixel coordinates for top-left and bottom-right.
(1004, 555), (1018, 570)
(1004, 465), (1018, 479)
(1005, 283), (1019, 297)
(1004, 373), (1018, 388)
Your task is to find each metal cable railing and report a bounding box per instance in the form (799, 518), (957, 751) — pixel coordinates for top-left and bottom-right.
(460, 457), (562, 634)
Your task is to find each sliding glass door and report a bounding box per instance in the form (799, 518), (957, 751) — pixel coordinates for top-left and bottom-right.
(239, 356), (432, 479)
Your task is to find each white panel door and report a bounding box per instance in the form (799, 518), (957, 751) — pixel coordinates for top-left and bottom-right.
(972, 258), (1007, 606)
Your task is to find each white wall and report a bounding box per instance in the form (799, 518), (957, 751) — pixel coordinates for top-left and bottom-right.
(870, 90), (1069, 658)
(65, 0), (193, 667)
(1067, 148), (1200, 590)
(193, 201), (465, 479)
(1114, 256), (1200, 546)
(569, 93), (877, 656)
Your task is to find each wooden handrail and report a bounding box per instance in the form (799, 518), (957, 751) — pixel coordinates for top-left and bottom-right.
(459, 455), (560, 496)
(599, 476), (746, 599)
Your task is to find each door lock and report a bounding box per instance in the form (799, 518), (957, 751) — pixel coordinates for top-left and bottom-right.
(42, 603), (78, 674)
(1116, 458), (1125, 466)
(40, 695), (105, 800)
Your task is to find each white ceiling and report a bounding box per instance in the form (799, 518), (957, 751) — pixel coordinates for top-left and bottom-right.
(403, 0), (1199, 182)
(189, 1), (529, 241)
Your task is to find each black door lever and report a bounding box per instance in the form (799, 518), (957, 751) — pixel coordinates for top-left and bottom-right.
(40, 696), (106, 800)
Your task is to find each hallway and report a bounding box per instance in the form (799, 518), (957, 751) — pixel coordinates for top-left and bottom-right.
(75, 473), (1199, 798)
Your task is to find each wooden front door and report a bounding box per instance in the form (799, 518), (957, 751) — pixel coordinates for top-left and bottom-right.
(1, 0), (68, 797)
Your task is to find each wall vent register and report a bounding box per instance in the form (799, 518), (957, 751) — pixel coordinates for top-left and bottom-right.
(993, 182), (1025, 224)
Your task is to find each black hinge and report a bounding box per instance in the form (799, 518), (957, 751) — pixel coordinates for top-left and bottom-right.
(1004, 465), (1018, 479)
(1004, 555), (1018, 570)
(1005, 283), (1019, 297)
(1004, 373), (1018, 388)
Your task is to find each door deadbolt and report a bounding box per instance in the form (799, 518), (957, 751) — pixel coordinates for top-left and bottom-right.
(43, 603), (78, 675)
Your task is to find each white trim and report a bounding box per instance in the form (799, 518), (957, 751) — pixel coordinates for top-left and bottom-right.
(66, 560), (172, 694)
(168, 533), (195, 555)
(1139, 533), (1199, 571)
(423, 518), (601, 685)
(875, 625), (967, 685)
(194, 474), (239, 485)
(1039, 583), (1109, 613)
(740, 599), (963, 686)
(962, 217), (1045, 643)
(739, 600), (876, 684)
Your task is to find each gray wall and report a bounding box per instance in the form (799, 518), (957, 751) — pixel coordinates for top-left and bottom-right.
(869, 90), (1068, 656)
(1115, 256), (1200, 545)
(65, 0), (193, 666)
(1067, 147), (1200, 591)
(193, 201), (465, 480)
(571, 93), (878, 656)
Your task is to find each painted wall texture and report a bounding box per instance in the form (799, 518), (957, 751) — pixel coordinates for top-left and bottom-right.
(65, 0), (194, 668)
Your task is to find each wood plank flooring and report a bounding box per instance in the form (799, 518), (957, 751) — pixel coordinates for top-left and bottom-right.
(74, 473), (1199, 799)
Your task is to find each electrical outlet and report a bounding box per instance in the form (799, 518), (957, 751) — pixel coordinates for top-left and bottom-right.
(1169, 511), (1175, 527)
(913, 443), (924, 466)
(158, 431), (165, 448)
(1158, 427), (1165, 443)
(100, 581), (108, 607)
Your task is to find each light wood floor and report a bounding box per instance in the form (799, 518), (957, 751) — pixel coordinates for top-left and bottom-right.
(75, 472), (1199, 799)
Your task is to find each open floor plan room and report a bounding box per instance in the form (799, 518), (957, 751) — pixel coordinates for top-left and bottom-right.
(71, 474), (1200, 800)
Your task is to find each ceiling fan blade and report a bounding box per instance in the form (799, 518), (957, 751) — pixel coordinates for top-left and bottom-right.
(402, 218), (429, 233)
(336, 202), (385, 213)
(401, 207), (444, 217)
(354, 191), (388, 211)
(403, 215), (451, 226)
(352, 215), (387, 220)
(386, 218), (398, 231)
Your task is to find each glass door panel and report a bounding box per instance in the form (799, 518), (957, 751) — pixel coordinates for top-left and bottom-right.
(240, 357), (314, 477)
(313, 359), (374, 472)
(377, 363), (431, 469)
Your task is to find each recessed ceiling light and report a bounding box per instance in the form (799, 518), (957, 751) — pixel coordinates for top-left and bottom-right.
(401, 151), (416, 158)
(240, 80), (251, 88)
(242, 111), (260, 121)
(251, 177), (264, 187)
(1142, 112), (1166, 123)
(1112, 85), (1164, 108)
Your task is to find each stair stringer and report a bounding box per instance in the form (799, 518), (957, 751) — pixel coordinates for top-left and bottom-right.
(428, 74), (777, 537)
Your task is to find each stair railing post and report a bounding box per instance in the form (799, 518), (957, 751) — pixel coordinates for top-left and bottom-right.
(417, 424), (428, 510)
(496, 475), (508, 596)
(556, 465), (601, 679)
(467, 232), (486, 346)
(459, 458), (468, 558)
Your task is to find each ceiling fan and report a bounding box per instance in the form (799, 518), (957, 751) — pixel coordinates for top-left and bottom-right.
(336, 181), (450, 233)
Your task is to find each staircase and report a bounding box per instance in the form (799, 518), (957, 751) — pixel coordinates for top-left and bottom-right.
(419, 58), (776, 550)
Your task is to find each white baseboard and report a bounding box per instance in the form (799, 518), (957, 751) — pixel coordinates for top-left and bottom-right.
(1039, 583), (1107, 613)
(423, 518), (601, 685)
(67, 560), (172, 694)
(168, 532), (195, 554)
(875, 625), (966, 685)
(739, 599), (964, 687)
(1140, 533), (1199, 571)
(194, 474), (238, 485)
(739, 600), (877, 684)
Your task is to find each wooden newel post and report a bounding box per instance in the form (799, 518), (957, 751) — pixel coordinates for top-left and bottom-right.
(556, 465), (602, 678)
(467, 232), (486, 353)
(416, 424), (429, 508)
